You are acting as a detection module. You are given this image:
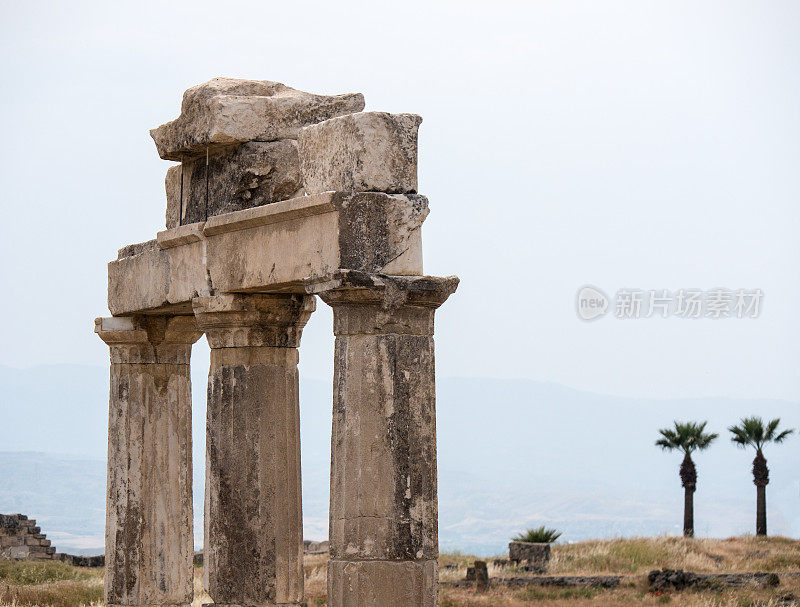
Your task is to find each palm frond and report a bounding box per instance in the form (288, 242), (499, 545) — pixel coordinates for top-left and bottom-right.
(729, 416), (794, 451)
(513, 526), (562, 544)
(765, 418), (781, 441)
(657, 420), (717, 453)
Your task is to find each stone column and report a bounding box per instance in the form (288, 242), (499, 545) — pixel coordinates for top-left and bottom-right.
(192, 293), (315, 607)
(319, 273), (458, 607)
(95, 315), (202, 607)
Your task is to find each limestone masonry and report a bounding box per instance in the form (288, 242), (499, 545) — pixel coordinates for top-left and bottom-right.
(96, 77), (458, 607)
(0, 514), (55, 561)
(0, 514), (102, 566)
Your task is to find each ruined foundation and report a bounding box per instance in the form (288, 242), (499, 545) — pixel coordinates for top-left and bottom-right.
(97, 77), (458, 607)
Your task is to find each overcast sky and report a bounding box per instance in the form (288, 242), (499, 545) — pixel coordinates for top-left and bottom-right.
(2, 0), (800, 401)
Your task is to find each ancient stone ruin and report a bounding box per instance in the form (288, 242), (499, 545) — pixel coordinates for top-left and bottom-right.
(1, 513), (104, 567)
(0, 514), (55, 560)
(95, 78), (458, 607)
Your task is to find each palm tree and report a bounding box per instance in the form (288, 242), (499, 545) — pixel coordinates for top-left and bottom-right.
(728, 417), (794, 537)
(656, 421), (718, 537)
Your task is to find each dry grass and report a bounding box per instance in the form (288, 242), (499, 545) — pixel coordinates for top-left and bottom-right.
(548, 535), (800, 575)
(1, 537), (798, 606)
(0, 560), (103, 607)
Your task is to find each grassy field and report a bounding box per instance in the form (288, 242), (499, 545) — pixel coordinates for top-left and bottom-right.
(1, 537), (798, 606)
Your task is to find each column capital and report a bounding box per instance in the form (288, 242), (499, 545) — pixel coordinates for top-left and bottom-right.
(193, 293), (315, 348)
(313, 271), (458, 336)
(95, 315), (202, 364)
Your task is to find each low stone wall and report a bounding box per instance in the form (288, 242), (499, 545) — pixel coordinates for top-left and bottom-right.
(648, 569), (781, 591)
(445, 575), (622, 589)
(54, 553), (105, 568)
(0, 514), (55, 560)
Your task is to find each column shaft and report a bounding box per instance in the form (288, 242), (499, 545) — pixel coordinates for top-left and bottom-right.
(193, 294), (314, 607)
(320, 273), (458, 607)
(96, 316), (202, 607)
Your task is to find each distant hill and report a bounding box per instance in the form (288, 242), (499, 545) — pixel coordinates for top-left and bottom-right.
(0, 365), (797, 555)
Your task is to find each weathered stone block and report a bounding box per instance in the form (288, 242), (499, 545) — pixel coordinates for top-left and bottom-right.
(328, 559), (438, 607)
(108, 229), (209, 316)
(5, 546), (29, 559)
(509, 541), (551, 573)
(299, 111), (421, 195)
(151, 78), (365, 160)
(205, 191), (427, 295)
(164, 140), (303, 228)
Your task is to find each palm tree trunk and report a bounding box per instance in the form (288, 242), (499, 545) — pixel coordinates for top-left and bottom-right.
(753, 450), (769, 537)
(680, 453), (697, 538)
(756, 485), (767, 536)
(683, 487), (694, 537)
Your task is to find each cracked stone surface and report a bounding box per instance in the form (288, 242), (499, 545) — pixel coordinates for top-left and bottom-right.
(299, 112), (421, 195)
(165, 140), (303, 227)
(151, 78), (365, 161)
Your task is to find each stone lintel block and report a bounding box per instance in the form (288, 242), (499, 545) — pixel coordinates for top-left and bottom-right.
(151, 77), (365, 161)
(107, 192), (427, 316)
(108, 227), (209, 316)
(314, 271), (459, 336)
(164, 140), (303, 228)
(299, 112), (421, 195)
(328, 559), (437, 607)
(95, 315), (202, 364)
(205, 192), (427, 296)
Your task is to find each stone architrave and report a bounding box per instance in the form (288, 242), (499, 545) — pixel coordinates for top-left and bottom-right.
(314, 272), (458, 607)
(95, 315), (202, 607)
(193, 293), (315, 607)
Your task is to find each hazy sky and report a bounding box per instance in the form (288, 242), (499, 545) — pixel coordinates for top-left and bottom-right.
(2, 0), (800, 401)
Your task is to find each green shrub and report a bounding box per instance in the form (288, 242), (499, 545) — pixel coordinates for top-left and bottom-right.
(513, 526), (562, 544)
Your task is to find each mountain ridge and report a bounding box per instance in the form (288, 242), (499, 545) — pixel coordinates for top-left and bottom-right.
(1, 364), (797, 554)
